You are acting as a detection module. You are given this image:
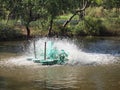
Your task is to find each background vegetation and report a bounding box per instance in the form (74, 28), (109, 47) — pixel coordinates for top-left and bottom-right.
(0, 0), (120, 41)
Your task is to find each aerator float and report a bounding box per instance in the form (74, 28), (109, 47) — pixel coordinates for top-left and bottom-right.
(27, 41), (69, 65)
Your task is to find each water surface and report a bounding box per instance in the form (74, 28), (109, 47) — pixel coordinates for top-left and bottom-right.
(0, 37), (120, 90)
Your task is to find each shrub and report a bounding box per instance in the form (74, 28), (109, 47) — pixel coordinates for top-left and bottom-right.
(73, 21), (86, 36)
(86, 7), (106, 18)
(83, 16), (108, 36)
(0, 24), (23, 40)
(71, 16), (109, 36)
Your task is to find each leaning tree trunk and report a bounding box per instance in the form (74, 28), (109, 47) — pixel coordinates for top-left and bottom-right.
(25, 25), (30, 39)
(48, 18), (53, 37)
(63, 12), (77, 28)
(62, 0), (88, 28)
(6, 12), (12, 25)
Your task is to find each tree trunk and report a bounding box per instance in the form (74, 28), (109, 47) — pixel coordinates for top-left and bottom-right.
(82, 0), (85, 19)
(63, 13), (77, 28)
(25, 25), (30, 39)
(62, 0), (88, 28)
(48, 18), (53, 37)
(6, 12), (11, 25)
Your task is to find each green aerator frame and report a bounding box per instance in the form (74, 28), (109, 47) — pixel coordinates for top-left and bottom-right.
(27, 41), (68, 65)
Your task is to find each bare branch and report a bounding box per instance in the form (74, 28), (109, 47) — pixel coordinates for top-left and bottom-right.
(63, 0), (89, 27)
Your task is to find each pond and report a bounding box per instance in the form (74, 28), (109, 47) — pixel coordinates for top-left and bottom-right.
(0, 37), (120, 90)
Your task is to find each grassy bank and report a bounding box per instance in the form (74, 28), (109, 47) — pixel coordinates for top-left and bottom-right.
(0, 7), (120, 41)
(0, 22), (26, 41)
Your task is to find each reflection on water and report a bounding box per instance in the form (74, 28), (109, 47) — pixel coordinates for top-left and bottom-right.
(0, 37), (120, 90)
(0, 41), (29, 59)
(0, 65), (120, 90)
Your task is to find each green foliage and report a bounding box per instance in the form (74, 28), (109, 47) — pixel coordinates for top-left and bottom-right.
(0, 0), (120, 38)
(103, 0), (120, 9)
(73, 21), (86, 36)
(0, 23), (23, 40)
(103, 17), (120, 35)
(86, 7), (106, 18)
(91, 0), (103, 5)
(84, 16), (107, 36)
(71, 16), (109, 36)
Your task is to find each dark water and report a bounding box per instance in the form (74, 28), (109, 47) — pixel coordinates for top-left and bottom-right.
(0, 37), (120, 90)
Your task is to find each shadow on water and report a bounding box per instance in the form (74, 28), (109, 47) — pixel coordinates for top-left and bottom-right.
(75, 37), (120, 55)
(0, 76), (7, 90)
(0, 41), (30, 53)
(0, 41), (31, 59)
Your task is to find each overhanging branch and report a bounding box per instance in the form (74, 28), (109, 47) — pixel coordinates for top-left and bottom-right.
(63, 0), (89, 27)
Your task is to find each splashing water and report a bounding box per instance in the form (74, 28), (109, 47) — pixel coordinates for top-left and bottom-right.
(26, 38), (119, 65)
(0, 38), (119, 67)
(0, 56), (35, 67)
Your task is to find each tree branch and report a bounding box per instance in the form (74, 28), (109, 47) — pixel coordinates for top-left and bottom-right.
(63, 0), (89, 27)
